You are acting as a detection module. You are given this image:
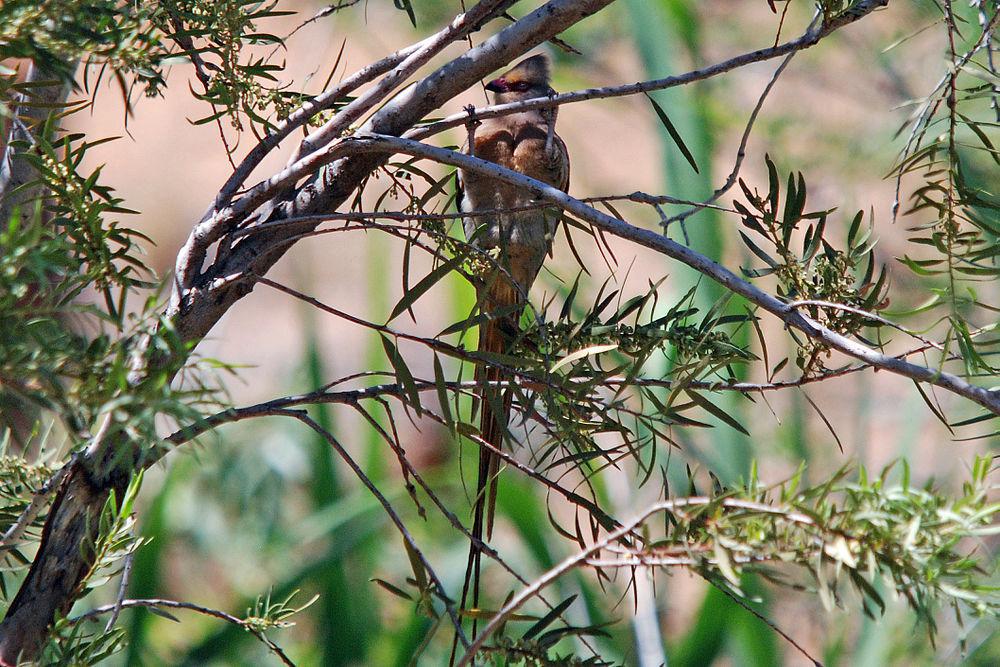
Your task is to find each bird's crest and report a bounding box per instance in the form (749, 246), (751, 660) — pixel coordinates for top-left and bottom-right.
(503, 54), (550, 85)
(486, 54), (552, 95)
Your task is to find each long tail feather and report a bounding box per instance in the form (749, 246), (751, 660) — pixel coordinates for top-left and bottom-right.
(458, 276), (521, 648)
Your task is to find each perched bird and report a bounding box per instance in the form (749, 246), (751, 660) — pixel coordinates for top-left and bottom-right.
(455, 53), (570, 622)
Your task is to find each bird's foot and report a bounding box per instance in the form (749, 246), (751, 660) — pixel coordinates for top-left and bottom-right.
(464, 104), (480, 157)
(543, 90), (558, 159)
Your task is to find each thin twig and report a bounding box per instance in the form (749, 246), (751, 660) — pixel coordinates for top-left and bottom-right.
(342, 133), (1000, 415)
(179, 0), (517, 288)
(890, 9), (1000, 221)
(408, 2), (890, 143)
(786, 299), (944, 351)
(161, 338), (949, 453)
(286, 410), (471, 650)
(708, 579), (823, 667)
(664, 31), (803, 227)
(456, 496), (816, 665)
(104, 550), (134, 633)
(347, 401), (601, 658)
(167, 12), (238, 169)
(70, 598), (296, 666)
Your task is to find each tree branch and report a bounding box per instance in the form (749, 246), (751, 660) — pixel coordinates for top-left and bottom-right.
(456, 496), (798, 665)
(168, 0), (619, 347)
(69, 598), (296, 666)
(407, 1), (888, 142)
(177, 0), (520, 292)
(0, 1), (904, 659)
(341, 132), (1000, 415)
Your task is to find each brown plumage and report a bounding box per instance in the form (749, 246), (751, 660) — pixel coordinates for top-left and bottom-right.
(455, 53), (570, 626)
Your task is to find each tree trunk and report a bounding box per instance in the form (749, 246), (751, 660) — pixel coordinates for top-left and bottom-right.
(0, 62), (76, 448)
(0, 459), (123, 665)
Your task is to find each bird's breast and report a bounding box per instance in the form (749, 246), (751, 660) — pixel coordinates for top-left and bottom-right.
(461, 121), (568, 288)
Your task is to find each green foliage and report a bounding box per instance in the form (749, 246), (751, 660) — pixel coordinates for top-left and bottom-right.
(890, 1), (1000, 376)
(243, 589), (319, 634)
(86, 472), (147, 593)
(38, 623), (127, 667)
(453, 459), (1000, 665)
(0, 441), (56, 597)
(0, 203), (133, 439)
(0, 191), (219, 450)
(736, 157), (888, 371)
(164, 0), (299, 132)
(0, 1), (997, 665)
(0, 0), (315, 135)
(0, 0), (168, 89)
(704, 458), (1000, 633)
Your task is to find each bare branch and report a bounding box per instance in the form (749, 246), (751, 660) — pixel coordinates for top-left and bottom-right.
(179, 0), (519, 290)
(786, 299), (944, 351)
(664, 35), (801, 227)
(104, 550), (134, 633)
(168, 0), (620, 347)
(457, 496), (812, 665)
(408, 1), (889, 142)
(342, 132), (1000, 415)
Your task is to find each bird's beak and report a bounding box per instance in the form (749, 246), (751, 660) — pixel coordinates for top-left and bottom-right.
(485, 78), (506, 93)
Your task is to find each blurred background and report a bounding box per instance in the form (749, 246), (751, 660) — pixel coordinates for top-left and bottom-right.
(60, 0), (999, 664)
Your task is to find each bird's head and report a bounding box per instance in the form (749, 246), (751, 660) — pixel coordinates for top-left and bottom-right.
(485, 54), (553, 104)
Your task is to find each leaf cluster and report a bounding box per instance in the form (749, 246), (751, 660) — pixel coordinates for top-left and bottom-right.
(737, 156), (888, 371)
(1, 207), (122, 439)
(166, 0), (300, 133)
(614, 457), (1000, 642)
(0, 0), (169, 94)
(243, 589), (319, 634)
(0, 441), (56, 596)
(890, 5), (1000, 377)
(0, 200), (214, 453)
(85, 471), (147, 594)
(38, 623), (126, 667)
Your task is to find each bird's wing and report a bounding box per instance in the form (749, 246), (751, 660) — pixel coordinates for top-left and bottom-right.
(554, 133), (570, 193)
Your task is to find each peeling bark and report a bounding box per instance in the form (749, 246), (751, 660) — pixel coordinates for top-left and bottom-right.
(0, 460), (121, 665)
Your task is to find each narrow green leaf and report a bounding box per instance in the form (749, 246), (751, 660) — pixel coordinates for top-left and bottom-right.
(740, 231), (780, 268)
(380, 335), (421, 413)
(522, 595), (578, 641)
(388, 254), (464, 323)
(394, 0), (417, 26)
(687, 391), (750, 435)
(765, 154), (780, 214)
(958, 113), (1000, 165)
(551, 343), (619, 373)
(432, 354), (453, 429)
(372, 578), (415, 602)
(645, 93), (700, 173)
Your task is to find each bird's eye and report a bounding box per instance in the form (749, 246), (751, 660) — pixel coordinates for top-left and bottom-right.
(512, 82), (531, 92)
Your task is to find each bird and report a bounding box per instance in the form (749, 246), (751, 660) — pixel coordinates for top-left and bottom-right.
(454, 53), (571, 627)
